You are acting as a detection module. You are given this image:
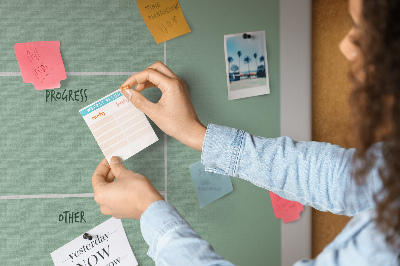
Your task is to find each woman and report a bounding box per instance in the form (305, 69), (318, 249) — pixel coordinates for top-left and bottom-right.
(91, 0), (400, 264)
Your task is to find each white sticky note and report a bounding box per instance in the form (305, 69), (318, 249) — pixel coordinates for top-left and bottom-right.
(79, 89), (158, 162)
(51, 218), (138, 266)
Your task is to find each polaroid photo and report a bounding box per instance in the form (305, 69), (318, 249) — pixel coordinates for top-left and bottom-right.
(224, 30), (270, 100)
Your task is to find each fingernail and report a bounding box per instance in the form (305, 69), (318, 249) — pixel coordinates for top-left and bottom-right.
(124, 89), (133, 100)
(120, 85), (130, 92)
(110, 156), (122, 165)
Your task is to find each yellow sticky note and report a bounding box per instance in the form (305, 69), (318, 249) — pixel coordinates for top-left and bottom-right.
(137, 0), (191, 44)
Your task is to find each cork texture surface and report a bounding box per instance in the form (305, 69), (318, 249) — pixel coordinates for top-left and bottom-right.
(312, 0), (354, 257)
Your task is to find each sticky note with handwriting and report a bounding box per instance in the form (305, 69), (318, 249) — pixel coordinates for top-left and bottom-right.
(14, 41), (67, 90)
(79, 89), (158, 162)
(190, 161), (233, 208)
(137, 0), (191, 44)
(269, 191), (304, 223)
(51, 218), (138, 266)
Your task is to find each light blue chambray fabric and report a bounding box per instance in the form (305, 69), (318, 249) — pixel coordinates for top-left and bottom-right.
(139, 123), (399, 265)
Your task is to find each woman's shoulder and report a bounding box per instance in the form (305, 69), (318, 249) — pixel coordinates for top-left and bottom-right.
(322, 209), (399, 265)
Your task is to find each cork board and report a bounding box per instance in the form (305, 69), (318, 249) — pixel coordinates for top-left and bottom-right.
(312, 0), (354, 257)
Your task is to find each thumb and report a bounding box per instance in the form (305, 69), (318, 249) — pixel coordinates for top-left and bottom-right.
(109, 156), (129, 178)
(122, 88), (155, 115)
(92, 158), (111, 189)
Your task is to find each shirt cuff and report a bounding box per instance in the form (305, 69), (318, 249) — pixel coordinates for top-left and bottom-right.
(201, 123), (245, 177)
(140, 200), (192, 260)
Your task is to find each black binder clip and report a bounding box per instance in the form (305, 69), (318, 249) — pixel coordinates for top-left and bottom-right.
(243, 33), (252, 39)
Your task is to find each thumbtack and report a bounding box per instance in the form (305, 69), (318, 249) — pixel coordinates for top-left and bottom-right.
(83, 233), (95, 240)
(242, 33), (252, 39)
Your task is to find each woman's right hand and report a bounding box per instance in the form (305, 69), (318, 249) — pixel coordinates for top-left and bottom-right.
(120, 61), (207, 151)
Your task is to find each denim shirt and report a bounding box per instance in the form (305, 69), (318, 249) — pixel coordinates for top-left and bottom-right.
(140, 124), (399, 265)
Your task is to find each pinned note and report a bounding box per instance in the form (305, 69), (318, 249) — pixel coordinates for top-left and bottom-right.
(79, 89), (158, 163)
(137, 0), (191, 44)
(51, 218), (138, 266)
(190, 161), (233, 208)
(14, 41), (67, 90)
(269, 192), (304, 223)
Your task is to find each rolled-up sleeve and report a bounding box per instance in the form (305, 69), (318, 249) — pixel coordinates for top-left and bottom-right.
(140, 200), (235, 265)
(201, 124), (382, 216)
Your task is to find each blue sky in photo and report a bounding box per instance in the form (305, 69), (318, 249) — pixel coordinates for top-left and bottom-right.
(226, 31), (267, 73)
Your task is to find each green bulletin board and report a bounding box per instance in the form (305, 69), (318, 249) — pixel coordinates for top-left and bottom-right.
(0, 0), (281, 265)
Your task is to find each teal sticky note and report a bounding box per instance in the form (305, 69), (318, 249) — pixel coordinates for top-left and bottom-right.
(189, 161), (233, 208)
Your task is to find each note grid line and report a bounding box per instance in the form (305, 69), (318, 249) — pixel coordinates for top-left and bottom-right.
(0, 72), (137, 76)
(164, 41), (168, 202)
(0, 191), (166, 200)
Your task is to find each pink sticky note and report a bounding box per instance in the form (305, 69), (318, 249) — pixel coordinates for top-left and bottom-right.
(14, 41), (67, 90)
(269, 191), (304, 223)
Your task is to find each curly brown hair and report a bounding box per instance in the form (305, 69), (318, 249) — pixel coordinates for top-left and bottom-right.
(350, 0), (400, 252)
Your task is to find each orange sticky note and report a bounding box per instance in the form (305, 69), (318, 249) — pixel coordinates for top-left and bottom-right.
(137, 0), (191, 44)
(269, 191), (304, 223)
(14, 41), (67, 90)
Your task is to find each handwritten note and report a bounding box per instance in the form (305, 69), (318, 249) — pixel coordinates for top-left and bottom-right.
(14, 41), (67, 90)
(137, 0), (191, 44)
(269, 192), (304, 223)
(51, 218), (138, 266)
(189, 161), (233, 208)
(79, 89), (158, 163)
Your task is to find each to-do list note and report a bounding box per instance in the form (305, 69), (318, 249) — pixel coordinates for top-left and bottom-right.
(79, 90), (158, 162)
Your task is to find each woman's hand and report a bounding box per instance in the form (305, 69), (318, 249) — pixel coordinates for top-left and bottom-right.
(91, 157), (164, 219)
(120, 61), (206, 152)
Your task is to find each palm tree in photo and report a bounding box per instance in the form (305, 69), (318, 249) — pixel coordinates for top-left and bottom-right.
(237, 51), (242, 78)
(231, 64), (239, 73)
(244, 56), (251, 78)
(227, 56), (234, 83)
(260, 55), (266, 72)
(253, 53), (258, 74)
(227, 56), (234, 73)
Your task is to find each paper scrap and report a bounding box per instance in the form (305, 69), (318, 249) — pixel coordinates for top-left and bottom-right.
(51, 218), (138, 266)
(269, 191), (304, 223)
(137, 0), (191, 44)
(79, 89), (158, 162)
(14, 41), (67, 90)
(189, 161), (233, 208)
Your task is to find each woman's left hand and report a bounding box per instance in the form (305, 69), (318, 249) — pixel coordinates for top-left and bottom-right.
(91, 157), (164, 219)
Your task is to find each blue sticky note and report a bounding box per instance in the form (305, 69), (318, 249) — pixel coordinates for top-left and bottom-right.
(189, 161), (233, 208)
